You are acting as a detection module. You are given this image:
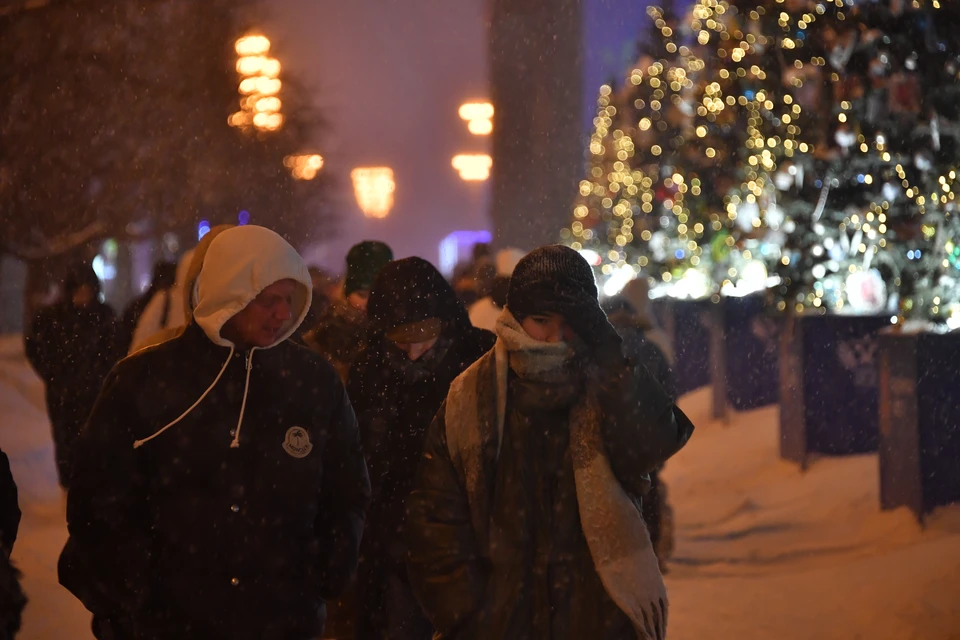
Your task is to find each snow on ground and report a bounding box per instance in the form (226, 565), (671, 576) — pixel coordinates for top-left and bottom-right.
(0, 333), (957, 639)
(0, 336), (93, 639)
(666, 389), (960, 640)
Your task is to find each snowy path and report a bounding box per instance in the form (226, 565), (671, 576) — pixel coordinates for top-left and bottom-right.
(0, 335), (957, 639)
(0, 337), (93, 639)
(664, 390), (960, 640)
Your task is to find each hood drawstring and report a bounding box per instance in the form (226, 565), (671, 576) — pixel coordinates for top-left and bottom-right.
(230, 349), (255, 448)
(132, 345), (256, 450)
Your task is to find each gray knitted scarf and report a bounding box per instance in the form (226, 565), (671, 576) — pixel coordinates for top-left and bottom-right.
(444, 308), (664, 638)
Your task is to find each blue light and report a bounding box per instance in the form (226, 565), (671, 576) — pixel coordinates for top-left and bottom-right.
(744, 90), (756, 101)
(908, 250), (915, 259)
(815, 180), (823, 188)
(198, 220), (211, 240)
(857, 174), (865, 183)
(238, 210), (250, 226)
(675, 249), (685, 259)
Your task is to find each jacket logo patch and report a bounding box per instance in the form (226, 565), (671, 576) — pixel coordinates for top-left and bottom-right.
(282, 426), (313, 459)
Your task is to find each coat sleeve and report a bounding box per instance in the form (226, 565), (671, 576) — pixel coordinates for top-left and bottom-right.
(598, 359), (694, 498)
(314, 378), (371, 600)
(59, 365), (152, 616)
(405, 405), (487, 637)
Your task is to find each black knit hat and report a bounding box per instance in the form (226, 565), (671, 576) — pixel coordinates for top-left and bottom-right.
(507, 244), (598, 321)
(344, 241), (393, 296)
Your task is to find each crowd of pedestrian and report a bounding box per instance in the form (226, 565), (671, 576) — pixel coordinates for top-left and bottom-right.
(8, 227), (693, 639)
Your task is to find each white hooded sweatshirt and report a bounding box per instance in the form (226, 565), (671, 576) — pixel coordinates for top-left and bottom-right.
(193, 225), (312, 348)
(132, 225), (313, 450)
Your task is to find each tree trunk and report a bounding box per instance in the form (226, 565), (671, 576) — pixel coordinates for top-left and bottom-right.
(489, 0), (584, 251)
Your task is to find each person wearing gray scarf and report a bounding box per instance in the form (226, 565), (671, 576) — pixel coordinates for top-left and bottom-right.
(405, 245), (695, 640)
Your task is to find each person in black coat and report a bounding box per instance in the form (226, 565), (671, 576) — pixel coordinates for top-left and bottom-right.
(119, 260), (177, 353)
(24, 263), (121, 489)
(348, 257), (495, 640)
(58, 226), (370, 640)
(304, 241), (394, 383)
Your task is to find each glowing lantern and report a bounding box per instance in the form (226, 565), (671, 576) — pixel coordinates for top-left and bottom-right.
(231, 33), (283, 132)
(452, 154), (492, 181)
(458, 102), (494, 136)
(351, 167), (396, 218)
(235, 35), (270, 56)
(284, 154), (325, 180)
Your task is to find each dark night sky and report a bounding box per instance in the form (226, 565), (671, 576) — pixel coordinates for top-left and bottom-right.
(265, 0), (647, 272)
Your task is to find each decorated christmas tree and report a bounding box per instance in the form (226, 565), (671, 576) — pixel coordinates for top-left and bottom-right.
(562, 0), (823, 299)
(772, 0), (960, 325)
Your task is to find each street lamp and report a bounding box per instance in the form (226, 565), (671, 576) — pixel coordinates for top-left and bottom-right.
(351, 167), (395, 218)
(452, 154), (492, 181)
(459, 102), (494, 136)
(284, 154), (324, 180)
(230, 33), (283, 132)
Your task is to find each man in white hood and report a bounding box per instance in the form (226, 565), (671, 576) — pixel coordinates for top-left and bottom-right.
(59, 225), (371, 640)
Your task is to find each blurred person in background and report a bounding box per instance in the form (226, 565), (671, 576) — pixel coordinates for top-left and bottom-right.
(305, 241), (393, 382)
(128, 250), (196, 353)
(602, 294), (677, 571)
(348, 257), (495, 640)
(291, 266), (337, 348)
(119, 260), (176, 353)
(452, 242), (495, 307)
(405, 245), (694, 640)
(24, 263), (121, 489)
(128, 225), (234, 354)
(620, 277), (673, 365)
(468, 247), (525, 331)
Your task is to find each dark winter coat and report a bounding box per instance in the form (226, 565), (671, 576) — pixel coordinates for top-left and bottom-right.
(24, 287), (120, 487)
(0, 550), (25, 640)
(59, 321), (370, 639)
(405, 341), (693, 639)
(0, 451), (19, 555)
(0, 449), (24, 640)
(348, 257), (495, 637)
